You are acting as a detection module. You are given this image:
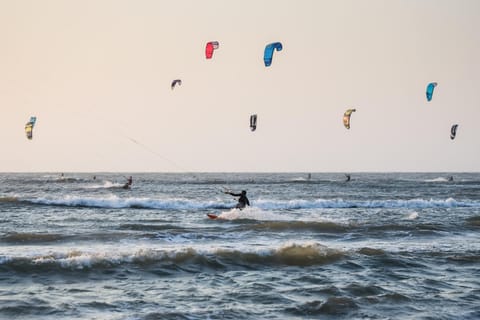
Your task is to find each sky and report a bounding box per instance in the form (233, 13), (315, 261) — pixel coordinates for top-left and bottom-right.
(1, 0), (479, 172)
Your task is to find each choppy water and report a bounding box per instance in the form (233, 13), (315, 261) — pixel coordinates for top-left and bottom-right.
(0, 172), (479, 319)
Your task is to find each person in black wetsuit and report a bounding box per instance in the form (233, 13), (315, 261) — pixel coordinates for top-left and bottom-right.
(225, 190), (250, 210)
(123, 176), (133, 189)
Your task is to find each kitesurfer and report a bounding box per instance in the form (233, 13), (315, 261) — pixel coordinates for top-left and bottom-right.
(345, 174), (351, 182)
(123, 176), (133, 189)
(225, 190), (250, 210)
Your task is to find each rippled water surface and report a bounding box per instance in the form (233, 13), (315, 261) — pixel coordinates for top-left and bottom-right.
(0, 172), (479, 319)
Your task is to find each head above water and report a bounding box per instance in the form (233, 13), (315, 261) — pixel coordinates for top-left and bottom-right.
(242, 190), (247, 195)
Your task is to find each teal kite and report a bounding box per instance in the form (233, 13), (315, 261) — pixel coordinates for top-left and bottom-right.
(426, 82), (437, 102)
(264, 42), (283, 67)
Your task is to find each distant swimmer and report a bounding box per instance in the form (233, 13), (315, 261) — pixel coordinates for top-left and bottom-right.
(225, 190), (250, 210)
(123, 176), (133, 189)
(345, 174), (351, 182)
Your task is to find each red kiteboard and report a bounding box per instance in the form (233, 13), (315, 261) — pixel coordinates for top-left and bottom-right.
(207, 213), (218, 219)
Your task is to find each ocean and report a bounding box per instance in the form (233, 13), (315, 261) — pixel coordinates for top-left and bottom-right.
(0, 172), (479, 319)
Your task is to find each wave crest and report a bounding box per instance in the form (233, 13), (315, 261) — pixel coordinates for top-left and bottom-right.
(0, 242), (344, 271)
(254, 197), (478, 209)
(29, 195), (231, 210)
(23, 196), (480, 210)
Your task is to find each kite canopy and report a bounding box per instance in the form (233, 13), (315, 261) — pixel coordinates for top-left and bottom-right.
(171, 79), (182, 90)
(343, 109), (356, 129)
(25, 116), (36, 140)
(205, 41), (219, 59)
(250, 114), (257, 132)
(450, 124), (458, 140)
(426, 82), (437, 102)
(264, 42), (283, 67)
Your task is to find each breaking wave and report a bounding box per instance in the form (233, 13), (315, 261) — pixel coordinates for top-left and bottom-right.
(28, 195), (232, 210)
(252, 198), (479, 210)
(0, 242), (344, 271)
(0, 196), (19, 203)
(23, 196), (480, 210)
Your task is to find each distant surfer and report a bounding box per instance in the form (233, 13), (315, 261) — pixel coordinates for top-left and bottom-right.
(345, 174), (351, 182)
(225, 190), (250, 210)
(57, 173), (66, 182)
(448, 176), (454, 182)
(123, 176), (133, 189)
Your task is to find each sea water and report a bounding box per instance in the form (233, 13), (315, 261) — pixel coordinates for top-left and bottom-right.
(0, 172), (479, 319)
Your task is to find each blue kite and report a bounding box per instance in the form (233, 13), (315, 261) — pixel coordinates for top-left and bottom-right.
(264, 42), (283, 67)
(426, 82), (437, 102)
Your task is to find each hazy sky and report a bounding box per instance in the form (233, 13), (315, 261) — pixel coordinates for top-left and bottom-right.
(1, 0), (479, 172)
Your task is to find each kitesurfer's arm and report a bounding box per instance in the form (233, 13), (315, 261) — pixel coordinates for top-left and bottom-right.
(225, 191), (241, 197)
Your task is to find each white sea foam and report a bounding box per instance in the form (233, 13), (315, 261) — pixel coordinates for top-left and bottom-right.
(406, 211), (419, 220)
(216, 207), (287, 221)
(27, 196), (480, 210)
(254, 197), (478, 210)
(83, 181), (125, 189)
(0, 241), (343, 269)
(424, 177), (449, 182)
(29, 195), (231, 210)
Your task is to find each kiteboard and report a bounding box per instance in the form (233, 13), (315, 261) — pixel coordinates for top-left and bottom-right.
(207, 213), (218, 220)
